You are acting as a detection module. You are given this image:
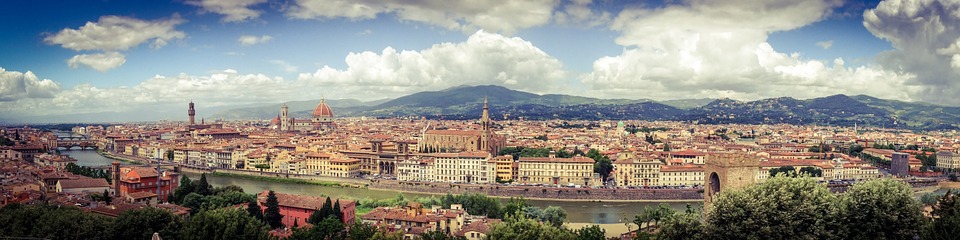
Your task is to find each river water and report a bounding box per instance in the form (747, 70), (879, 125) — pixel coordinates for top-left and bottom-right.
(63, 149), (699, 225)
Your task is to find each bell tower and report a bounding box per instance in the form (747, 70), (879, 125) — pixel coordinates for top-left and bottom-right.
(188, 101), (196, 125)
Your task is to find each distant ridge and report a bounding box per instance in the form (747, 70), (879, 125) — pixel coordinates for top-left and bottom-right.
(18, 85), (950, 131)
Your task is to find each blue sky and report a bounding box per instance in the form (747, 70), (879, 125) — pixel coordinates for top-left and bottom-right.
(2, 0), (959, 122)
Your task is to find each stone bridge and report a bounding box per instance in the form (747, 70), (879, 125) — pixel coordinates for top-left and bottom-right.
(57, 139), (98, 150)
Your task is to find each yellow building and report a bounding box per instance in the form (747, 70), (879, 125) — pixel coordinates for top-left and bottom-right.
(302, 152), (359, 178)
(518, 156), (597, 186)
(612, 151), (661, 187)
(937, 148), (960, 172)
(493, 155), (515, 182)
(658, 165), (704, 187)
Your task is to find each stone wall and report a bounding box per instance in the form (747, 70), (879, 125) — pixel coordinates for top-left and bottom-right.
(368, 181), (704, 201)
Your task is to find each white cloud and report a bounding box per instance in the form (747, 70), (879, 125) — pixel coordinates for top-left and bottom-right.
(238, 35), (273, 46)
(554, 0), (611, 27)
(297, 30), (566, 95)
(817, 40), (834, 49)
(1, 69), (295, 116)
(270, 60), (299, 73)
(44, 15), (186, 72)
(44, 15), (186, 51)
(285, 0), (559, 34)
(67, 52), (126, 72)
(864, 0), (960, 105)
(0, 68), (61, 101)
(580, 0), (915, 101)
(186, 0), (268, 22)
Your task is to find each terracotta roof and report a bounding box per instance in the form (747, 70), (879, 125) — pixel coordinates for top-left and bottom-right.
(58, 178), (110, 189)
(519, 156), (594, 163)
(424, 130), (482, 136)
(256, 190), (355, 211)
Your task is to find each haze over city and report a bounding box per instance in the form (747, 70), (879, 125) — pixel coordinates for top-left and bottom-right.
(3, 0), (959, 123)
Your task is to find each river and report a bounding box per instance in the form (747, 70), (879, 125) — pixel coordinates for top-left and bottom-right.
(63, 149), (699, 228)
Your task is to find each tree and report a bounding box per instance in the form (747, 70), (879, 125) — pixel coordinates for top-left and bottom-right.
(181, 208), (270, 240)
(663, 143), (670, 151)
(657, 212), (704, 240)
(167, 150), (174, 161)
(705, 176), (838, 239)
(113, 207), (183, 240)
(332, 200), (344, 222)
(838, 178), (924, 239)
(541, 206), (567, 228)
(923, 190), (960, 240)
(310, 197), (341, 225)
(172, 175), (195, 203)
(348, 222), (379, 240)
(768, 166), (797, 177)
(574, 225), (605, 240)
(503, 197), (530, 218)
(196, 173), (213, 196)
(417, 230), (466, 240)
(798, 166), (823, 177)
(102, 189), (112, 204)
(486, 214), (576, 240)
(263, 190), (284, 229)
(246, 200), (263, 220)
(0, 204), (113, 240)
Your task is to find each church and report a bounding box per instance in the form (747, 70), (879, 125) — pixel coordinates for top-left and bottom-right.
(419, 97), (505, 155)
(273, 98), (336, 132)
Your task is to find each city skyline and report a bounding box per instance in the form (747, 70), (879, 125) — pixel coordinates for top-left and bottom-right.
(2, 0), (959, 122)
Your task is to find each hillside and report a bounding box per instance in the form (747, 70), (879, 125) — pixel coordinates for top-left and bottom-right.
(205, 85), (959, 131)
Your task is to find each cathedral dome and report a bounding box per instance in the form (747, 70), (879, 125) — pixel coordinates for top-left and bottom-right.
(312, 99), (334, 118)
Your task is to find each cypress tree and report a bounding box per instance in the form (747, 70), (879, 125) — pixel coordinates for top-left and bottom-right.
(264, 190), (283, 229)
(247, 200), (263, 220)
(197, 173), (213, 196)
(332, 200), (343, 222)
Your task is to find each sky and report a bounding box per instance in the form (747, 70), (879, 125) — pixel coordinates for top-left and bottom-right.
(2, 0), (960, 122)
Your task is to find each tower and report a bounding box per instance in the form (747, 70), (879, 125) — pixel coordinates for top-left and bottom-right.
(280, 104), (290, 131)
(112, 162), (121, 197)
(480, 97), (490, 131)
(704, 152), (760, 208)
(188, 101), (196, 125)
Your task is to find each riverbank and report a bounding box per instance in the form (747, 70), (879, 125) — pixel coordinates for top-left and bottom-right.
(96, 151), (143, 164)
(209, 172), (355, 188)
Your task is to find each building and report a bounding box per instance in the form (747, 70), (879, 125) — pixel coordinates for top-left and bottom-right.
(341, 139), (416, 176)
(517, 155), (598, 186)
(432, 151), (494, 184)
(937, 148), (960, 172)
(891, 152), (910, 177)
(659, 164), (704, 187)
(419, 98), (504, 155)
(56, 178), (110, 194)
(360, 203), (467, 237)
(612, 151), (661, 187)
(256, 190), (356, 226)
(115, 166), (179, 202)
(396, 156), (435, 182)
(278, 98), (336, 132)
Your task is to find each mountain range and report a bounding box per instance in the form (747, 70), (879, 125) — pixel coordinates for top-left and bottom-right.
(208, 85), (958, 131)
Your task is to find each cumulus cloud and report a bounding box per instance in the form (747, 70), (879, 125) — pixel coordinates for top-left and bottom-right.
(44, 15), (186, 51)
(864, 0), (960, 105)
(817, 40), (834, 49)
(66, 52), (126, 72)
(297, 30), (566, 95)
(0, 68), (61, 101)
(238, 35), (273, 46)
(285, 0), (558, 34)
(44, 15), (186, 71)
(1, 69), (295, 116)
(579, 0), (914, 101)
(186, 0), (268, 22)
